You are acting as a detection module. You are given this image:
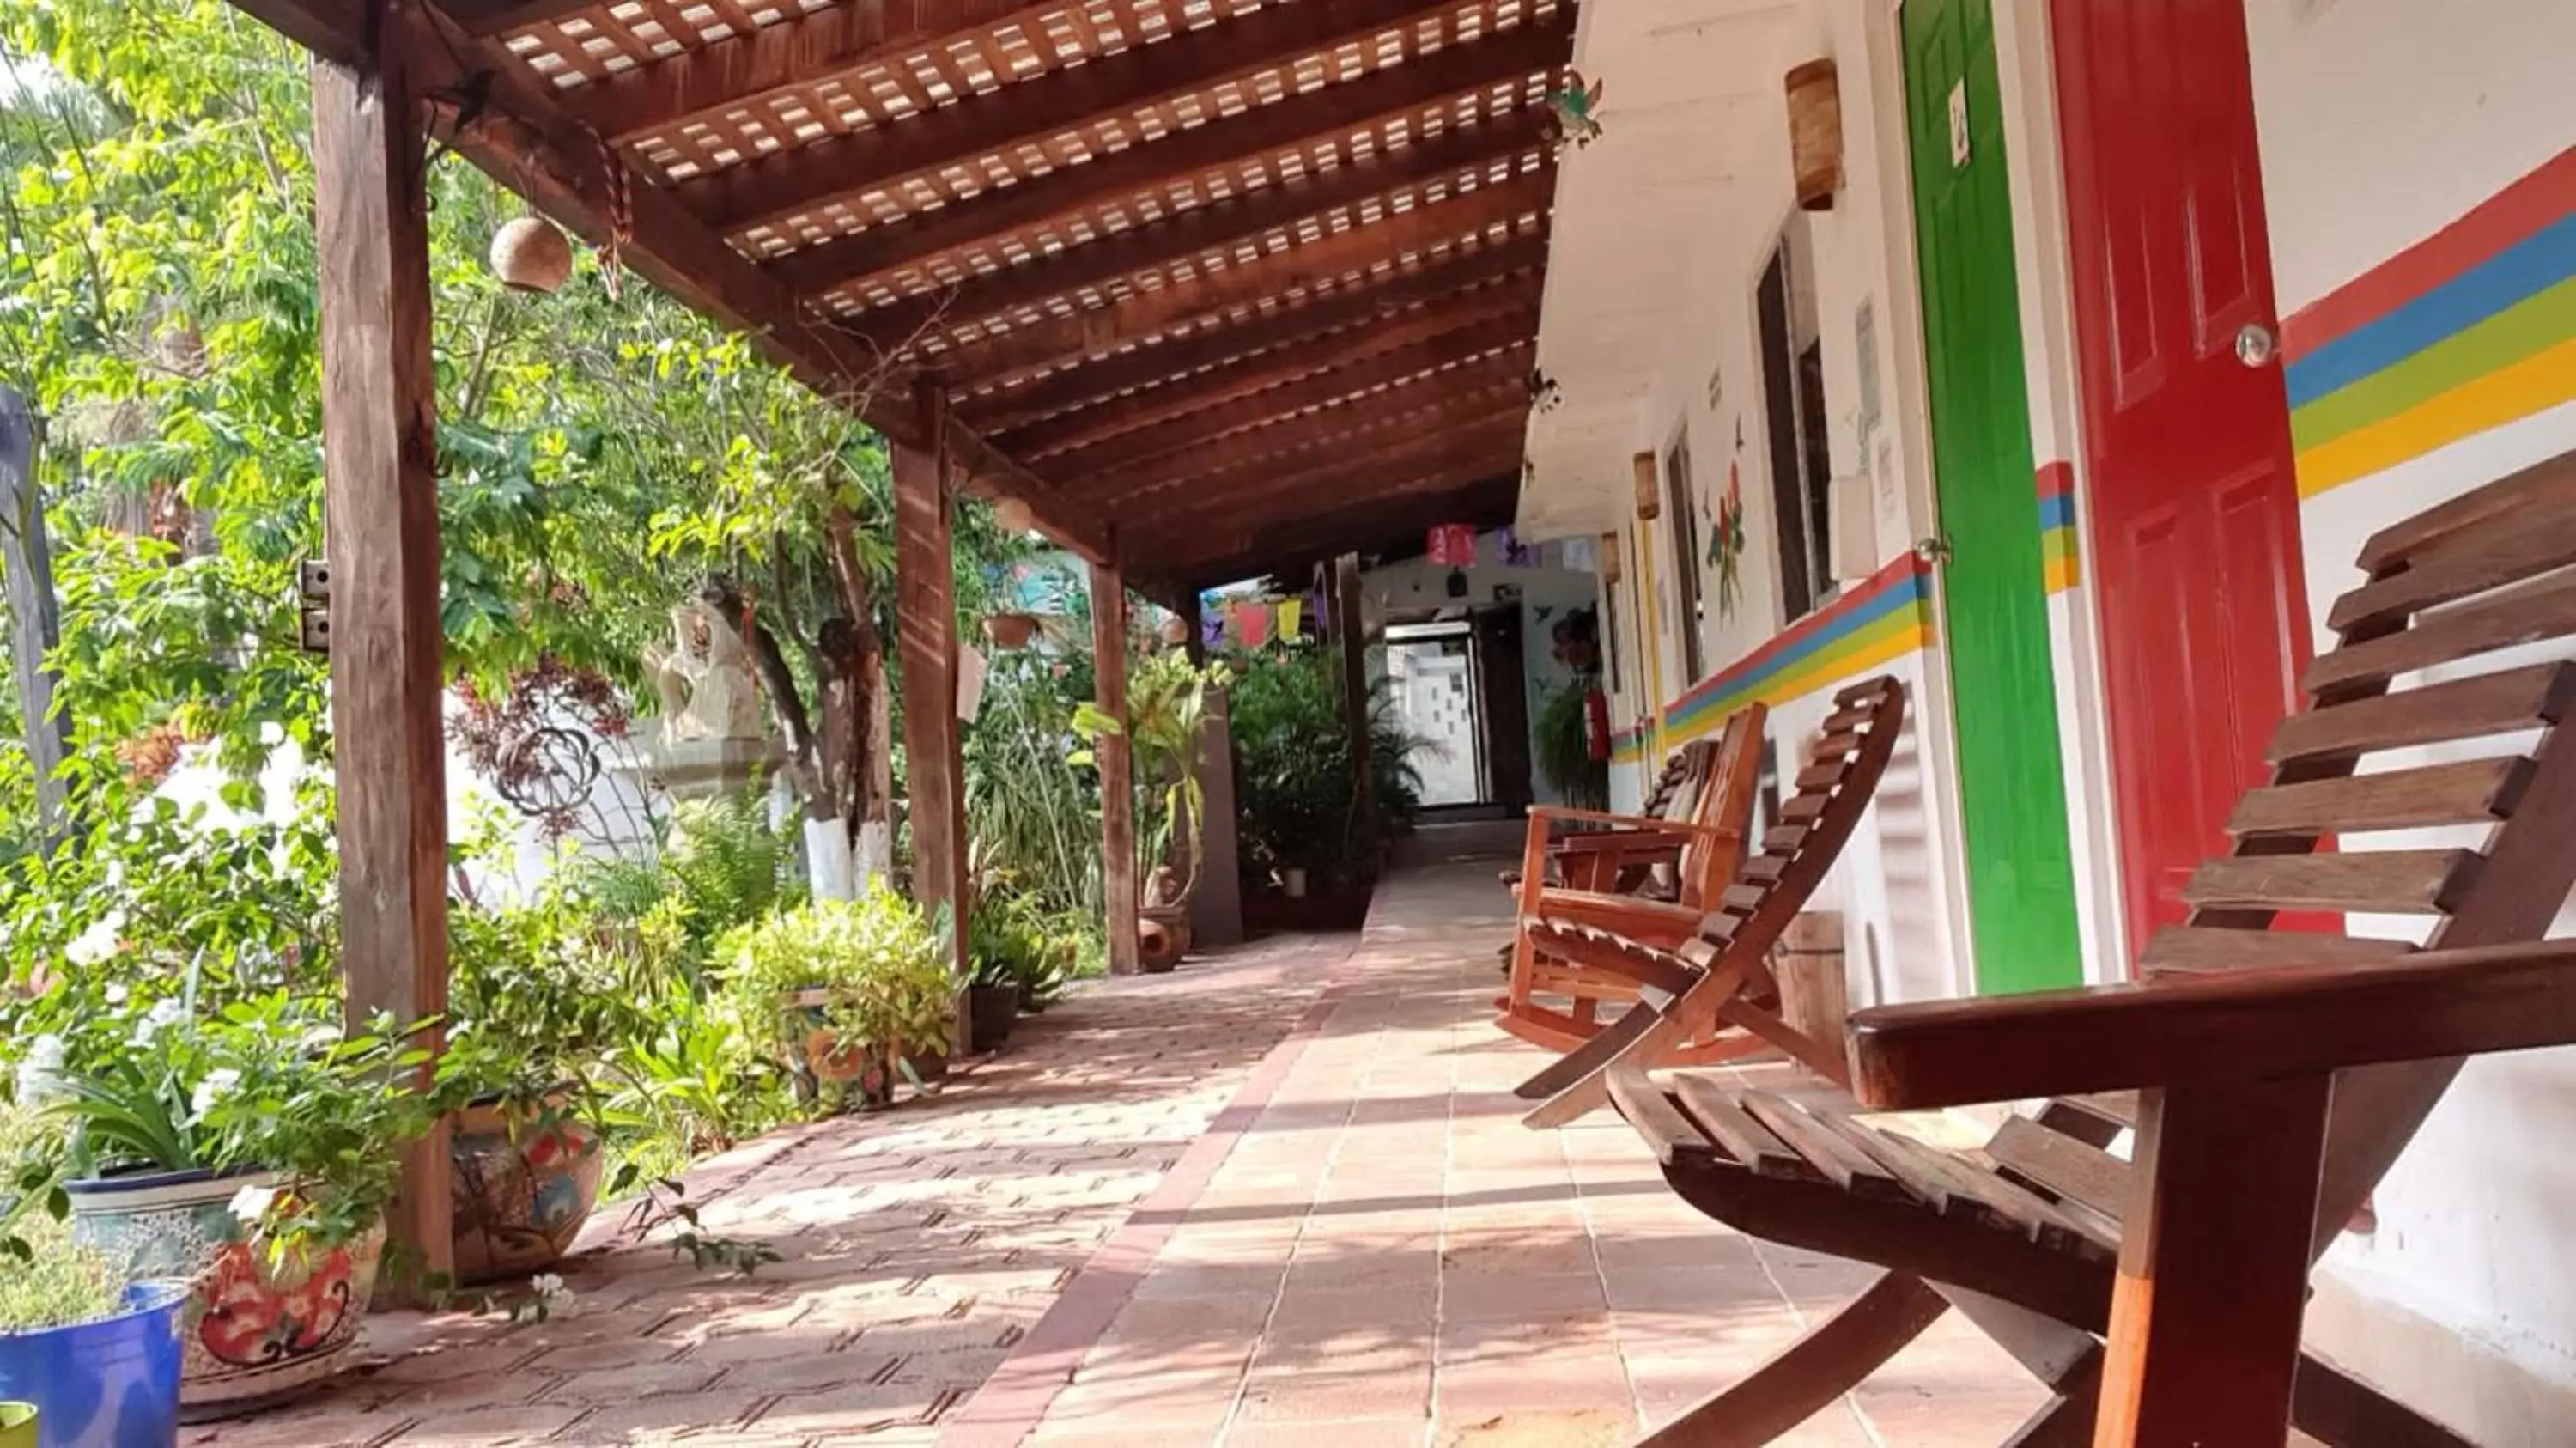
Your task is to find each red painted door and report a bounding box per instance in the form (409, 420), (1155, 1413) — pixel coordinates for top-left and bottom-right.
(2051, 0), (2313, 960)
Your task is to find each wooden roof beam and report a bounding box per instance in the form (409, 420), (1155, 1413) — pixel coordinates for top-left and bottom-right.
(848, 109), (1550, 345)
(997, 280), (1540, 459)
(1139, 467), (1520, 584)
(1054, 341), (1534, 494)
(929, 166), (1552, 387)
(441, 0), (601, 38)
(1109, 408), (1527, 539)
(678, 0), (1523, 237)
(962, 244), (1543, 431)
(547, 3), (1046, 144)
(318, 1), (1112, 562)
(764, 11), (1576, 303)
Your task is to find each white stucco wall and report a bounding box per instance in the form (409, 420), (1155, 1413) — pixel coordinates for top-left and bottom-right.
(2240, 0), (2576, 1433)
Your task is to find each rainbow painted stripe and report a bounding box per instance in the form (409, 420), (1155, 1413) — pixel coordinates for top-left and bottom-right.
(2037, 461), (2081, 594)
(2285, 146), (2576, 499)
(1657, 554), (1935, 745)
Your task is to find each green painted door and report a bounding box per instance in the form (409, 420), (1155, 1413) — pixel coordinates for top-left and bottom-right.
(1903, 0), (2082, 993)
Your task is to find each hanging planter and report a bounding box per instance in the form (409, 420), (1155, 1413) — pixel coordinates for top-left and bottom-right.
(489, 216), (573, 294)
(1786, 59), (1844, 212)
(1157, 614), (1189, 648)
(982, 611), (1040, 651)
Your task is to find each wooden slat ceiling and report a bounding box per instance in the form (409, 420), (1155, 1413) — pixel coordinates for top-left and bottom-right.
(252, 0), (1570, 587)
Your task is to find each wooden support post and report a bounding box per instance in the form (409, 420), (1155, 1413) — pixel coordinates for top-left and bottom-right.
(0, 388), (69, 843)
(894, 383), (969, 982)
(1334, 552), (1374, 855)
(2093, 1076), (2331, 1445)
(1189, 684), (1244, 950)
(1092, 559), (1139, 976)
(311, 44), (452, 1283)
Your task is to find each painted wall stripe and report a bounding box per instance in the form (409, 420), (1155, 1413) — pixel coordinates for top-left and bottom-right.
(2284, 215), (2576, 407)
(1660, 554), (1934, 745)
(2284, 145), (2576, 357)
(2285, 146), (2576, 500)
(2037, 461), (2081, 594)
(2297, 332), (2576, 498)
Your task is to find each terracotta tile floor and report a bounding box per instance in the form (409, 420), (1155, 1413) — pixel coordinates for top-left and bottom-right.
(193, 846), (2049, 1446)
(953, 855), (2046, 1447)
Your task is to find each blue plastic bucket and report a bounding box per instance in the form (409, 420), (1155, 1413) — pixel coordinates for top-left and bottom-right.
(0, 1281), (186, 1448)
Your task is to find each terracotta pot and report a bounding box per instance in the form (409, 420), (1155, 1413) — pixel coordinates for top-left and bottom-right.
(65, 1167), (382, 1417)
(448, 1093), (605, 1284)
(1138, 905), (1191, 974)
(967, 983), (1019, 1054)
(981, 612), (1039, 651)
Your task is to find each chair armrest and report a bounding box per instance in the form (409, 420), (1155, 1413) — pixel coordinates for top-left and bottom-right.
(1549, 832), (1686, 857)
(1528, 806), (1734, 839)
(1846, 939), (2576, 1111)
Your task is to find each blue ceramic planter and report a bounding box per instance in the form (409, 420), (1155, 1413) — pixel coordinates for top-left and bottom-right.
(0, 1280), (187, 1448)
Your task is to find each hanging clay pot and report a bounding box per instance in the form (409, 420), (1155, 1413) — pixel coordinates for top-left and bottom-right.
(982, 611), (1039, 651)
(993, 496), (1036, 532)
(490, 216), (573, 294)
(1158, 615), (1189, 647)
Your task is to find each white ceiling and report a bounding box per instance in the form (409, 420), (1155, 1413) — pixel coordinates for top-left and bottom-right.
(1516, 0), (1816, 539)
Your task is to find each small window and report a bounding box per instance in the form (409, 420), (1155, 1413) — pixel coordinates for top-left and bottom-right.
(1663, 431), (1705, 681)
(1756, 219), (1837, 621)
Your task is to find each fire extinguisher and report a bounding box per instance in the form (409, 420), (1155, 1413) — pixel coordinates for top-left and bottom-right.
(1583, 687), (1612, 762)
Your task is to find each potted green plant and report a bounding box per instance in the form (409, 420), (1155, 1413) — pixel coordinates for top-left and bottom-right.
(39, 991), (432, 1415)
(719, 891), (956, 1110)
(0, 1211), (188, 1445)
(432, 883), (649, 1285)
(1073, 653), (1226, 968)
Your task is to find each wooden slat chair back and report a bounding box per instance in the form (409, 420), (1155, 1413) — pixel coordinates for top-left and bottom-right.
(1589, 453), (2576, 1445)
(1513, 675), (1907, 1128)
(1498, 738), (1716, 897)
(1497, 713), (1763, 1053)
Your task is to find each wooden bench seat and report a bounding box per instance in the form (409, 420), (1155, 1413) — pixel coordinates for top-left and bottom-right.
(1578, 451), (2576, 1445)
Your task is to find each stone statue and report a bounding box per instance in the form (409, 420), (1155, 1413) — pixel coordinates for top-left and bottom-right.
(643, 600), (764, 744)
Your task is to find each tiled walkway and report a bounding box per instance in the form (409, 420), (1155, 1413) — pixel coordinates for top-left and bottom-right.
(191, 934), (1351, 1448)
(951, 855), (2044, 1446)
(197, 849), (2047, 1447)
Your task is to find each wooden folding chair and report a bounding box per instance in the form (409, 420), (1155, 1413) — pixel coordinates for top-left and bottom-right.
(1497, 705), (1765, 1053)
(1496, 739), (1720, 903)
(1595, 451), (2576, 1445)
(1511, 678), (1906, 1112)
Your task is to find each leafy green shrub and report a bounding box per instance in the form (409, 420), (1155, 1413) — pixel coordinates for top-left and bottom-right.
(46, 990), (434, 1256)
(1226, 646), (1429, 889)
(1535, 677), (1611, 811)
(0, 1212), (125, 1332)
(964, 655), (1103, 921)
(664, 793), (796, 944)
(718, 891), (957, 1067)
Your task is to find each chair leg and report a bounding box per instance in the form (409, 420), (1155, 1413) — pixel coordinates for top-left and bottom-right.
(2095, 1078), (2331, 1445)
(1637, 1272), (1947, 1447)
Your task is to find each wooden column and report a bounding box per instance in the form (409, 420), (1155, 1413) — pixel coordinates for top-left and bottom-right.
(1176, 591), (1242, 947)
(894, 383), (969, 978)
(1091, 560), (1139, 976)
(0, 388), (68, 842)
(311, 44), (451, 1281)
(1334, 552), (1374, 852)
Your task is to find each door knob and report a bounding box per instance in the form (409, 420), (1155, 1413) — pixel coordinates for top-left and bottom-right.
(1913, 535), (1953, 566)
(2235, 323), (2280, 368)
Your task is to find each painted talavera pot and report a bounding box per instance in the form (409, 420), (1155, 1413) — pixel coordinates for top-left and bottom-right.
(449, 1096), (605, 1284)
(64, 1168), (382, 1418)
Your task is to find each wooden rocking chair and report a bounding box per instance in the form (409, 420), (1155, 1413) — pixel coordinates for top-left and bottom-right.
(1496, 738), (1722, 902)
(1497, 705), (1766, 1053)
(1595, 453), (2576, 1445)
(1511, 678), (1906, 1106)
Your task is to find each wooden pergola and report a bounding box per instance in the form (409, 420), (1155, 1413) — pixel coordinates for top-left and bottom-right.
(236, 0), (1566, 1276)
